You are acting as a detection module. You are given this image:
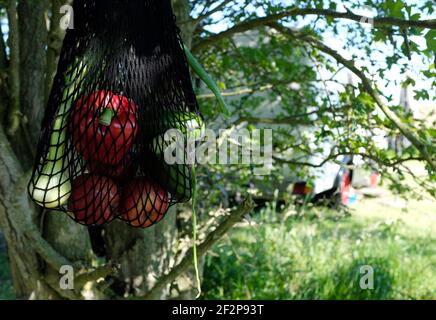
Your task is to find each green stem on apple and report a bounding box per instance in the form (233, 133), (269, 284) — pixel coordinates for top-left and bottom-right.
(99, 108), (115, 126)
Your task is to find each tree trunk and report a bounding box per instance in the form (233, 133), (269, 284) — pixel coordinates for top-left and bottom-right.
(18, 0), (48, 144)
(0, 126), (52, 299)
(6, 0), (21, 137)
(46, 0), (71, 104)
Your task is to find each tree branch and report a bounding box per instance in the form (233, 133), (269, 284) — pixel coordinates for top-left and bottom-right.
(46, 0), (70, 104)
(197, 84), (274, 99)
(193, 7), (436, 51)
(192, 0), (232, 23)
(234, 111), (317, 126)
(75, 264), (120, 289)
(269, 23), (436, 171)
(274, 150), (422, 169)
(139, 196), (256, 300)
(8, 171), (77, 271)
(292, 8), (436, 29)
(42, 274), (83, 300)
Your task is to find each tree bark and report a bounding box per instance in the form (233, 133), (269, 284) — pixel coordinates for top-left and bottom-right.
(0, 125), (51, 299)
(6, 0), (20, 137)
(172, 0), (197, 49)
(46, 0), (71, 104)
(103, 216), (177, 298)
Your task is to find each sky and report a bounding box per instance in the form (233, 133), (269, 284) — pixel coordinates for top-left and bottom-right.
(321, 3), (435, 109)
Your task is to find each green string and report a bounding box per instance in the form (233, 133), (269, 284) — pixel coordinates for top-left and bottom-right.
(191, 165), (202, 299)
(184, 44), (230, 117)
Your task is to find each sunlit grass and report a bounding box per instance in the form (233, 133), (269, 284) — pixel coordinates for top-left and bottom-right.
(202, 197), (436, 300)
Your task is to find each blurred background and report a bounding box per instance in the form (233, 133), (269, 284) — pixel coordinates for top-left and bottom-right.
(0, 0), (435, 300)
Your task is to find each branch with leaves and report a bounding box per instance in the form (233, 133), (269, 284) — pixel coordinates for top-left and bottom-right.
(274, 151), (422, 169)
(193, 7), (436, 51)
(197, 84), (274, 99)
(267, 23), (435, 172)
(234, 111), (317, 126)
(191, 0), (233, 24)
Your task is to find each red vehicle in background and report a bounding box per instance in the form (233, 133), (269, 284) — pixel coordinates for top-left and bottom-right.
(292, 155), (380, 207)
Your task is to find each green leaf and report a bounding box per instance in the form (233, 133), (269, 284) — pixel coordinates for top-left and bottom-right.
(389, 0), (404, 18)
(414, 89), (430, 101)
(425, 30), (436, 52)
(410, 13), (421, 21)
(184, 45), (231, 117)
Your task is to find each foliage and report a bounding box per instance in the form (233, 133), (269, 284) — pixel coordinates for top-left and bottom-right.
(0, 252), (14, 300)
(191, 0), (436, 205)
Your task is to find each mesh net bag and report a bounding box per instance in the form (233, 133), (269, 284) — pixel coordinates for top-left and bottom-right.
(28, 0), (203, 228)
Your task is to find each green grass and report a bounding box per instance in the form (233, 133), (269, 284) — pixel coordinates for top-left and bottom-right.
(0, 251), (14, 300)
(202, 199), (436, 300)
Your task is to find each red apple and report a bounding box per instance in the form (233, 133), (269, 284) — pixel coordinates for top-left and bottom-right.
(68, 174), (119, 225)
(71, 91), (138, 166)
(119, 178), (170, 228)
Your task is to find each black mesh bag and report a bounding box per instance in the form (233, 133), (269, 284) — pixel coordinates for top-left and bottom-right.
(28, 0), (203, 228)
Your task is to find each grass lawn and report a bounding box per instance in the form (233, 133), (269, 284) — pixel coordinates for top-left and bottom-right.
(202, 186), (436, 300)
